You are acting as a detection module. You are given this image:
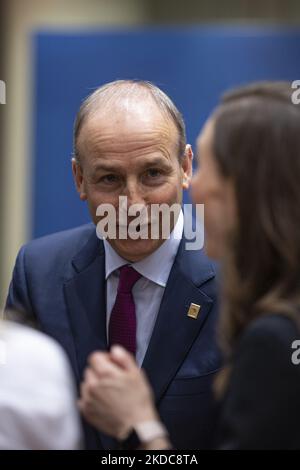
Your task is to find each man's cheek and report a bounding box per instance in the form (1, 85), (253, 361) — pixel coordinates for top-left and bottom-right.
(87, 192), (119, 211)
(149, 183), (181, 206)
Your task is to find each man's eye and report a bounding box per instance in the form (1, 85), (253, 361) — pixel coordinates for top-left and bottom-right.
(146, 169), (162, 178)
(101, 174), (118, 184)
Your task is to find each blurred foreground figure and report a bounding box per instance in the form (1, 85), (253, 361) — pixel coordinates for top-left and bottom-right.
(0, 320), (81, 449)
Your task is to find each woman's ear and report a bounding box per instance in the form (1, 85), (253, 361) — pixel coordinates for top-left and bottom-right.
(72, 158), (87, 201)
(181, 144), (193, 190)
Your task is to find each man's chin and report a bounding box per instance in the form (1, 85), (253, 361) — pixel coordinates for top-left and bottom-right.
(108, 237), (163, 262)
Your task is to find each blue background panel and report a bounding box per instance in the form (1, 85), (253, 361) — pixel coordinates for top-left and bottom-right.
(33, 27), (300, 238)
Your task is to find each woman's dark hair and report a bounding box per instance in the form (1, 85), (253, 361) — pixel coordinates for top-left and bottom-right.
(212, 82), (300, 391)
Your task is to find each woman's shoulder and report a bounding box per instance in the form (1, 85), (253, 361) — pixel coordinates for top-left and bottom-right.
(219, 313), (300, 449)
(234, 313), (300, 371)
(240, 313), (299, 346)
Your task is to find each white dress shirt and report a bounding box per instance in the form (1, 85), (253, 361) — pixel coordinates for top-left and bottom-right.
(0, 321), (82, 449)
(104, 211), (184, 366)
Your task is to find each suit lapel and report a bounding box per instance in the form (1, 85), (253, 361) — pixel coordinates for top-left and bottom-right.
(64, 233), (107, 379)
(142, 237), (216, 405)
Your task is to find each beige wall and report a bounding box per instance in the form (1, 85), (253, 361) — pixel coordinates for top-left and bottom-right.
(0, 0), (5, 311)
(150, 0), (300, 23)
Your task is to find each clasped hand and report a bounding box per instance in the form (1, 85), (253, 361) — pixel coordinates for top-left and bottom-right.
(78, 346), (159, 440)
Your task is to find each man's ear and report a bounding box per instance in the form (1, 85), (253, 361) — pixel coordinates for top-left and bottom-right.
(181, 144), (193, 190)
(72, 158), (87, 201)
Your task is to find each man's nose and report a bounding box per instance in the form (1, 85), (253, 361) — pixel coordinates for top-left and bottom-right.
(123, 179), (145, 207)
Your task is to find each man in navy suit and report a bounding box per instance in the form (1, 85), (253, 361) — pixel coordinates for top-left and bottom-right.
(6, 80), (221, 449)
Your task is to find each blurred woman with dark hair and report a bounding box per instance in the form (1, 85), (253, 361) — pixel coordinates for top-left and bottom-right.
(79, 82), (300, 449)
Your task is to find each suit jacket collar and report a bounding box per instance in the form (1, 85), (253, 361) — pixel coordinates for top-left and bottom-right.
(70, 228), (104, 274)
(64, 230), (106, 380)
(69, 223), (215, 286)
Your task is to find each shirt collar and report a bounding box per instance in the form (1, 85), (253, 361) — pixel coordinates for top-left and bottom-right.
(103, 210), (183, 287)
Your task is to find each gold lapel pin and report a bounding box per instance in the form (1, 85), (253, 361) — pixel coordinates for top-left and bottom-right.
(187, 303), (201, 319)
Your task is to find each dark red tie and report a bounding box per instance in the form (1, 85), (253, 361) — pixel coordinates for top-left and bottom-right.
(108, 265), (142, 355)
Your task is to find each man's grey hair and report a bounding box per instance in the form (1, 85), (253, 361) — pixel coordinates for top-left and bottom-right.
(73, 80), (186, 163)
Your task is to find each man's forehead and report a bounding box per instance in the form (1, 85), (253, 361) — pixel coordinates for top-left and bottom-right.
(79, 107), (178, 149)
(76, 121), (179, 170)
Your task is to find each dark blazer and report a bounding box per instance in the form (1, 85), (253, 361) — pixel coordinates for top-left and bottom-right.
(216, 314), (300, 449)
(6, 223), (221, 450)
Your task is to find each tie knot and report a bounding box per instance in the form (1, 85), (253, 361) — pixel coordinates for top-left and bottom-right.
(117, 265), (142, 293)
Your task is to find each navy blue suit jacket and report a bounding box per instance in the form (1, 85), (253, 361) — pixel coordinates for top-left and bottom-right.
(6, 223), (221, 449)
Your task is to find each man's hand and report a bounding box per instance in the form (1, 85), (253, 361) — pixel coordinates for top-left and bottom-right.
(78, 346), (159, 440)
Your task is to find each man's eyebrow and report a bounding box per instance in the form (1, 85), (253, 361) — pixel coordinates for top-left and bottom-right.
(141, 156), (172, 167)
(92, 156), (171, 173)
(92, 163), (120, 173)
